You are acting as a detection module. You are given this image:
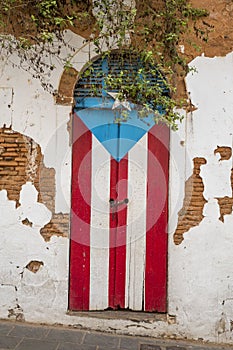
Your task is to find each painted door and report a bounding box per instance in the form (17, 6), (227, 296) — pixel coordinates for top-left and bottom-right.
(69, 56), (169, 312)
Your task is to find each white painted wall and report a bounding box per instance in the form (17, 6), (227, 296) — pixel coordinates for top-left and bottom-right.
(0, 31), (233, 344)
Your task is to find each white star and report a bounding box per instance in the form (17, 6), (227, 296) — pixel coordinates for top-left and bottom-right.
(107, 92), (131, 111)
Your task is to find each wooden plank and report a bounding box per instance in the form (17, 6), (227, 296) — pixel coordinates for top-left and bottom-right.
(145, 124), (169, 312)
(90, 136), (111, 310)
(114, 155), (128, 309)
(126, 134), (148, 310)
(69, 115), (92, 310)
(109, 157), (118, 309)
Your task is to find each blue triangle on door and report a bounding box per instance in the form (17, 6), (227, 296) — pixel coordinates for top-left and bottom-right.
(75, 103), (158, 162)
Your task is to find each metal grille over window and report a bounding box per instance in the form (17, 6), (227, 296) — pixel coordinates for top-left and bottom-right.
(74, 52), (168, 111)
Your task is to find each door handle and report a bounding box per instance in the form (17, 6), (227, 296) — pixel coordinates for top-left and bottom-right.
(109, 198), (129, 208)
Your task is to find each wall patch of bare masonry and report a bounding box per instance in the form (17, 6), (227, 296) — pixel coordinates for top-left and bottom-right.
(26, 261), (44, 274)
(214, 146), (233, 222)
(217, 167), (233, 222)
(56, 67), (79, 105)
(185, 0), (233, 60)
(214, 146), (232, 161)
(40, 213), (69, 241)
(174, 157), (207, 245)
(0, 126), (55, 210)
(174, 146), (233, 241)
(22, 218), (33, 227)
(0, 126), (69, 241)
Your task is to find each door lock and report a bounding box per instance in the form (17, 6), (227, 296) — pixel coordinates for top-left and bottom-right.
(109, 198), (129, 207)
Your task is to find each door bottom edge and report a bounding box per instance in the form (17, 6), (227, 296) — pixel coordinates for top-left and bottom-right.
(66, 309), (167, 322)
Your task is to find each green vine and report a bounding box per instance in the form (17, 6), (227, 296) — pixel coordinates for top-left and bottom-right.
(0, 0), (209, 129)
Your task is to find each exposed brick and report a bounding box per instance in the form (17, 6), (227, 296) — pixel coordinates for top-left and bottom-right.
(15, 157), (26, 161)
(1, 152), (18, 156)
(214, 145), (232, 161)
(217, 168), (233, 222)
(26, 260), (44, 273)
(0, 170), (17, 175)
(40, 213), (70, 241)
(174, 157), (207, 245)
(56, 67), (78, 106)
(5, 138), (18, 143)
(3, 143), (18, 147)
(0, 126), (71, 242)
(0, 127), (56, 218)
(22, 218), (33, 227)
(0, 161), (18, 166)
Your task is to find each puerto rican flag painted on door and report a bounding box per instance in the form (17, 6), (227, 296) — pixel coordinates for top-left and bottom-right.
(69, 53), (169, 312)
(69, 99), (169, 312)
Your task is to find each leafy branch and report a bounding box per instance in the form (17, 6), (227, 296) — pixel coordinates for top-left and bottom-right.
(0, 0), (209, 129)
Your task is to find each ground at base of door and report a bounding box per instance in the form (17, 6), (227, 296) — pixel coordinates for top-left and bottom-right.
(0, 319), (232, 350)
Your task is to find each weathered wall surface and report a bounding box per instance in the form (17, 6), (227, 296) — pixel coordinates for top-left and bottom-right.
(0, 22), (233, 346)
(169, 52), (233, 343)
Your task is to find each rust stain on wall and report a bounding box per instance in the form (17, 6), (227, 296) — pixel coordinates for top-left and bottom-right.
(0, 126), (69, 241)
(217, 168), (233, 222)
(214, 146), (232, 161)
(174, 157), (207, 245)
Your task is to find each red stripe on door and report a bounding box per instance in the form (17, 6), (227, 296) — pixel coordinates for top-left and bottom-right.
(115, 156), (128, 309)
(69, 115), (92, 310)
(109, 157), (118, 308)
(109, 156), (128, 309)
(145, 124), (169, 312)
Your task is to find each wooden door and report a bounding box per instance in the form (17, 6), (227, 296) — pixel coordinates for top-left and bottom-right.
(69, 55), (169, 312)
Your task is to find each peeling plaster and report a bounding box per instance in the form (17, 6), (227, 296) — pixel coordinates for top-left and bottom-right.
(174, 157), (207, 245)
(17, 182), (51, 229)
(0, 184), (69, 322)
(22, 218), (33, 227)
(214, 146), (232, 161)
(23, 136), (39, 181)
(0, 126), (55, 211)
(174, 145), (233, 241)
(56, 67), (78, 105)
(8, 304), (24, 322)
(0, 127), (69, 241)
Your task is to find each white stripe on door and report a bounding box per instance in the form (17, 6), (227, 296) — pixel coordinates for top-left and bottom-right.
(125, 134), (148, 310)
(90, 135), (110, 310)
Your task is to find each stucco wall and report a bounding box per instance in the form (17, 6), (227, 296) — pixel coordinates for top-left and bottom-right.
(0, 30), (233, 344)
